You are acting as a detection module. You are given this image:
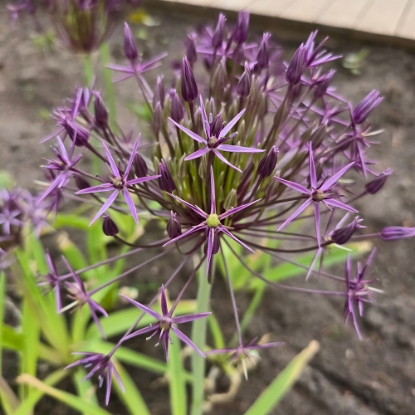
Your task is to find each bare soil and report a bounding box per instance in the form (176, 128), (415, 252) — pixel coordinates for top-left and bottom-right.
(1, 6), (415, 415)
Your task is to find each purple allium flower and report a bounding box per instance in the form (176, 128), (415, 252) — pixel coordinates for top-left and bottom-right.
(276, 143), (356, 246)
(62, 256), (108, 339)
(207, 337), (283, 379)
(94, 92), (109, 129)
(303, 31), (341, 67)
(133, 152), (148, 178)
(66, 352), (123, 406)
(124, 23), (138, 62)
(352, 90), (383, 125)
(120, 285), (211, 361)
(233, 10), (249, 44)
(167, 211), (182, 239)
(38, 137), (81, 203)
(380, 226), (415, 241)
(237, 63), (252, 97)
(38, 251), (62, 311)
(212, 13), (226, 49)
(313, 69), (335, 99)
(164, 167), (260, 273)
(185, 35), (197, 65)
(170, 89), (185, 123)
(181, 57), (198, 102)
(365, 168), (392, 194)
(344, 249), (381, 339)
(0, 207), (22, 235)
(256, 33), (271, 71)
(169, 96), (264, 172)
(76, 137), (160, 225)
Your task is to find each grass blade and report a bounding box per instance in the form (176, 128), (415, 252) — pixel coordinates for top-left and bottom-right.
(243, 341), (320, 415)
(168, 336), (187, 415)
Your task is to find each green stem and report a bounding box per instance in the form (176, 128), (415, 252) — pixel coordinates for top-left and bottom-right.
(82, 54), (94, 86)
(100, 42), (117, 130)
(190, 265), (212, 415)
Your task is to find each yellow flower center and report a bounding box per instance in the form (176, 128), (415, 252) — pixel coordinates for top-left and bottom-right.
(206, 214), (220, 228)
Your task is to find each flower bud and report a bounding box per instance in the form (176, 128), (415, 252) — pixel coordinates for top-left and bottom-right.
(212, 14), (226, 48)
(152, 102), (163, 136)
(186, 36), (197, 65)
(181, 57), (198, 102)
(365, 168), (392, 194)
(167, 211), (182, 238)
(310, 124), (327, 149)
(258, 146), (278, 179)
(124, 23), (138, 62)
(237, 63), (252, 98)
(210, 114), (223, 137)
(75, 174), (90, 191)
(170, 89), (185, 122)
(286, 44), (306, 85)
(103, 214), (119, 236)
(352, 90), (383, 125)
(93, 92), (109, 129)
(211, 60), (227, 91)
(381, 226), (415, 241)
(313, 69), (335, 99)
(233, 10), (249, 44)
(134, 153), (148, 178)
(331, 217), (364, 245)
(158, 160), (176, 192)
(256, 33), (271, 71)
(153, 76), (165, 108)
(63, 120), (89, 147)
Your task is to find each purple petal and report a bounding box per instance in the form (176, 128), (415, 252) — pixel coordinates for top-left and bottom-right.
(105, 366), (112, 405)
(217, 144), (265, 153)
(210, 166), (216, 214)
(324, 199), (358, 213)
(199, 95), (211, 138)
(76, 183), (114, 195)
(122, 325), (158, 341)
(168, 118), (207, 145)
(163, 223), (207, 247)
(213, 150), (241, 172)
(167, 193), (208, 218)
(112, 365), (125, 393)
(89, 306), (107, 339)
(161, 285), (169, 317)
(275, 177), (310, 195)
(122, 188), (139, 224)
(184, 147), (210, 161)
(125, 135), (141, 176)
(41, 127), (65, 144)
(102, 143), (120, 177)
(127, 174), (161, 186)
(206, 228), (215, 275)
(321, 162), (354, 191)
(119, 294), (162, 320)
(89, 190), (119, 225)
(171, 326), (205, 357)
(277, 199), (312, 231)
(219, 109), (245, 138)
(172, 312), (211, 324)
(56, 137), (69, 162)
(314, 203), (321, 248)
(308, 143), (317, 188)
(220, 227), (254, 253)
(219, 199), (261, 220)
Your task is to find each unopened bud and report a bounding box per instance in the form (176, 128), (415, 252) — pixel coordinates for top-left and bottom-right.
(223, 189), (237, 211)
(258, 146), (278, 179)
(170, 89), (185, 122)
(212, 14), (226, 48)
(381, 226), (415, 241)
(331, 217), (364, 245)
(365, 168), (392, 194)
(181, 57), (198, 102)
(233, 10), (249, 44)
(256, 33), (271, 71)
(186, 36), (197, 65)
(211, 114), (223, 137)
(286, 44), (306, 85)
(124, 23), (138, 62)
(134, 153), (148, 178)
(103, 214), (119, 236)
(167, 211), (182, 238)
(93, 92), (109, 129)
(153, 76), (165, 108)
(158, 160), (176, 192)
(237, 63), (252, 98)
(313, 70), (335, 99)
(352, 90), (383, 125)
(152, 102), (163, 135)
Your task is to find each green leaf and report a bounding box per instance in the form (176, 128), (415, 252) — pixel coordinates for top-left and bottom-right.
(54, 213), (90, 230)
(168, 334), (187, 415)
(0, 376), (20, 415)
(208, 314), (225, 350)
(17, 374), (112, 415)
(14, 370), (68, 415)
(112, 361), (151, 415)
(85, 300), (197, 339)
(243, 341), (320, 415)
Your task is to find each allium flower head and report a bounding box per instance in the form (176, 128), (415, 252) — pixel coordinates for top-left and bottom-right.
(120, 285), (211, 361)
(76, 137), (159, 225)
(66, 352), (123, 405)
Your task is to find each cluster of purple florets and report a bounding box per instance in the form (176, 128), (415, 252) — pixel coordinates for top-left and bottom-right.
(2, 7), (415, 405)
